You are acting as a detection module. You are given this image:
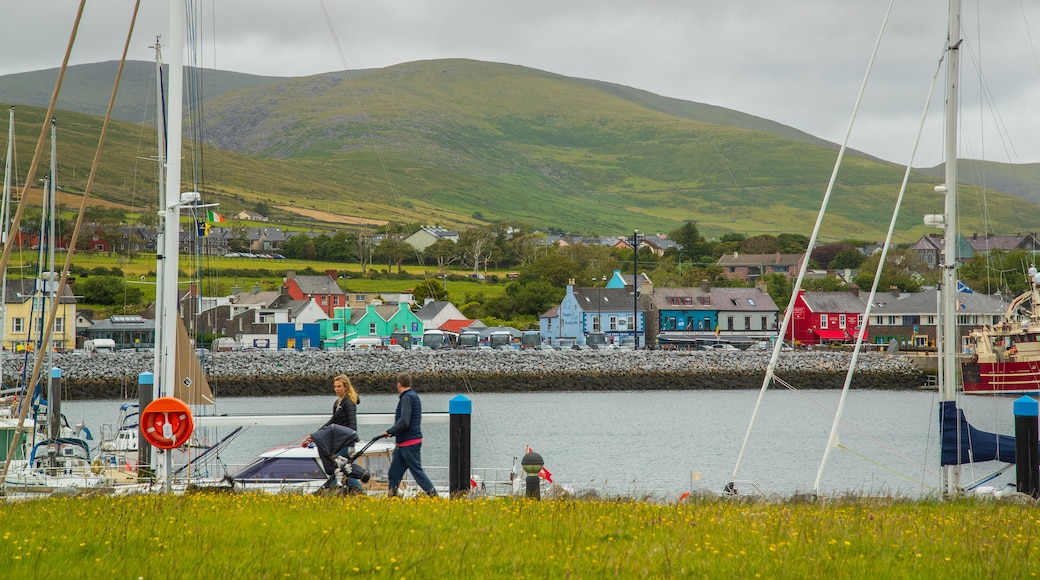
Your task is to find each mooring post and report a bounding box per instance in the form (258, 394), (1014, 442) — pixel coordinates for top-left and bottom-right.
(137, 372), (154, 481)
(48, 368), (61, 440)
(448, 394), (471, 498)
(521, 451), (544, 500)
(1014, 395), (1039, 498)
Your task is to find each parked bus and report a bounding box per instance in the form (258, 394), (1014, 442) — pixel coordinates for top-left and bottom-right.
(422, 330), (450, 349)
(520, 331), (541, 349)
(489, 331), (512, 349)
(458, 332), (480, 348)
(585, 331), (607, 349)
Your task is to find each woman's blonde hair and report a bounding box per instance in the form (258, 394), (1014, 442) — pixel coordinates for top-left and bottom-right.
(334, 374), (359, 405)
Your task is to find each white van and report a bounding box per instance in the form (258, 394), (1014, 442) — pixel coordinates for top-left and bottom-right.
(346, 337), (383, 349)
(84, 338), (116, 354)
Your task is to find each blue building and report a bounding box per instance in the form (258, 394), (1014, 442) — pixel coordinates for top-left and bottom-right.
(540, 273), (644, 347)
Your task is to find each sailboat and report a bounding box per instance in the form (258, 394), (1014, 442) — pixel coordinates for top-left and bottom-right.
(729, 0), (1023, 498)
(2, 117), (114, 494)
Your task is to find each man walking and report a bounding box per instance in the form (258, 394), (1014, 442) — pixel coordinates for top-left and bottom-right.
(382, 372), (438, 497)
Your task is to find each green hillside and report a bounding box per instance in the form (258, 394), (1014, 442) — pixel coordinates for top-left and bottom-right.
(1, 58), (1038, 242)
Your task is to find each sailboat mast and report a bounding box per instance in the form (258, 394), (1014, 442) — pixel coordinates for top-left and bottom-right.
(159, 1), (185, 403)
(151, 38), (165, 390)
(940, 0), (962, 493)
(0, 107), (12, 364)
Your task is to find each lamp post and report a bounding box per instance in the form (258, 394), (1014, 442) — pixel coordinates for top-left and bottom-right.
(597, 275), (606, 334)
(628, 230), (643, 348)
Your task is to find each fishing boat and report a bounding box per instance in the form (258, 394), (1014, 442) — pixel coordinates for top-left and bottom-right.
(961, 281), (1040, 395)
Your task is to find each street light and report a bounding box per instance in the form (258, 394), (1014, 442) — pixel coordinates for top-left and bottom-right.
(596, 275), (607, 334)
(628, 230), (644, 348)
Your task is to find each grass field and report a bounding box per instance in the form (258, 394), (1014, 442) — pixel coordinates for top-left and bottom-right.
(16, 251), (505, 311)
(0, 494), (1034, 577)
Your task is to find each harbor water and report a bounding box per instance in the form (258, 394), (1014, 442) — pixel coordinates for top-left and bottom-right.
(62, 389), (1021, 499)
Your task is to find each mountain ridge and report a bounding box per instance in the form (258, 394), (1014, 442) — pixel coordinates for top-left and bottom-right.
(0, 58), (1037, 242)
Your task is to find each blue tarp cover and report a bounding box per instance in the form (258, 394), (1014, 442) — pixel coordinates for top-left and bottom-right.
(940, 401), (1017, 465)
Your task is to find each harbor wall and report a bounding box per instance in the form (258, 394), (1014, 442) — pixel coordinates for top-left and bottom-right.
(9, 350), (927, 399)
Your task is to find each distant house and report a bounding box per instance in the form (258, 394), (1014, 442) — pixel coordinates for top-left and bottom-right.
(909, 233), (975, 269)
(320, 302), (424, 348)
(646, 282), (778, 347)
(540, 279), (645, 347)
(414, 300), (468, 331)
(3, 279), (77, 352)
(868, 287), (1005, 350)
(404, 226), (459, 253)
(236, 210), (268, 222)
(282, 271), (345, 317)
(717, 252), (805, 283)
(786, 289), (867, 346)
(965, 232), (1040, 255)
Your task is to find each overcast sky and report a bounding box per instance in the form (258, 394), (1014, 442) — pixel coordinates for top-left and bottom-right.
(3, 1), (1040, 166)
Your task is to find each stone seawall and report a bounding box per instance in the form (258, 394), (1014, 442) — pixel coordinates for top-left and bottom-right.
(11, 349), (926, 399)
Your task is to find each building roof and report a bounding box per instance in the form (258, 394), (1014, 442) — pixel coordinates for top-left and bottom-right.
(717, 252), (804, 267)
(711, 288), (779, 312)
(572, 287), (638, 312)
(800, 291), (867, 313)
(869, 289), (1007, 316)
(289, 275), (344, 296)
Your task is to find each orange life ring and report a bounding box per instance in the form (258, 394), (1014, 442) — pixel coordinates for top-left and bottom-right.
(140, 397), (194, 450)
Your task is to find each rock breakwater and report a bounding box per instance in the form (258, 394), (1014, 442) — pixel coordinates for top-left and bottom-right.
(10, 350), (926, 399)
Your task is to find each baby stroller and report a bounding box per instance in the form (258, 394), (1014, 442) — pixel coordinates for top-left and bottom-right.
(308, 424), (379, 494)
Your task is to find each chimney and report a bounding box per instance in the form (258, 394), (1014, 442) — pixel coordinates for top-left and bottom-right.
(286, 270), (296, 280)
(700, 279), (710, 293)
(231, 285), (242, 295)
(849, 285), (860, 297)
(775, 251), (781, 263)
(889, 286), (900, 297)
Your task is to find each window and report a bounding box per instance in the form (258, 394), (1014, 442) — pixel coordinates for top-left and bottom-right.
(665, 317), (676, 331)
(593, 316), (601, 332)
(745, 316), (751, 330)
(683, 297), (693, 305)
(774, 266), (789, 273)
(761, 316), (768, 330)
(748, 298), (756, 306)
(727, 316), (734, 330)
(839, 314), (847, 329)
(321, 295), (328, 305)
(369, 323), (377, 334)
(627, 315), (635, 330)
(820, 315), (829, 329)
(54, 318), (64, 333)
(12, 318), (23, 333)
(332, 322), (340, 332)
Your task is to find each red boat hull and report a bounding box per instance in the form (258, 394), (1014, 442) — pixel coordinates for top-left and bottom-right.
(962, 360), (1040, 395)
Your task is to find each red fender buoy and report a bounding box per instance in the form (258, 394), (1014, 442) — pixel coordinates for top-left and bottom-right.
(141, 397), (194, 450)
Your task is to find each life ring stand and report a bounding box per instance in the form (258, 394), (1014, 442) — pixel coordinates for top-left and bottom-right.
(140, 397), (194, 450)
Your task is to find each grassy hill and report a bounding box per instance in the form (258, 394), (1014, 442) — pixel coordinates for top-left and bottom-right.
(1, 58), (1039, 242)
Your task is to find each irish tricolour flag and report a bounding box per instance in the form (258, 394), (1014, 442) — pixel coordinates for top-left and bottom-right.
(206, 210), (226, 223)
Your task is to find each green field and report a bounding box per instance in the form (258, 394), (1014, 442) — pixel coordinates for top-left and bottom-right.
(0, 494), (1033, 577)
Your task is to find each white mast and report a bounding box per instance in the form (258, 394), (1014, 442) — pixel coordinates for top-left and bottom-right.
(940, 0), (962, 494)
(151, 37), (165, 389)
(154, 0), (186, 481)
(0, 107), (13, 363)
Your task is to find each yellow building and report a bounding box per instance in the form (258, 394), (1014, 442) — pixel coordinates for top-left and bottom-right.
(2, 279), (77, 353)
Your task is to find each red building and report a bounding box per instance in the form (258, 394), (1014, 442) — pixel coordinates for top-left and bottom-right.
(282, 272), (345, 317)
(786, 289), (868, 346)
